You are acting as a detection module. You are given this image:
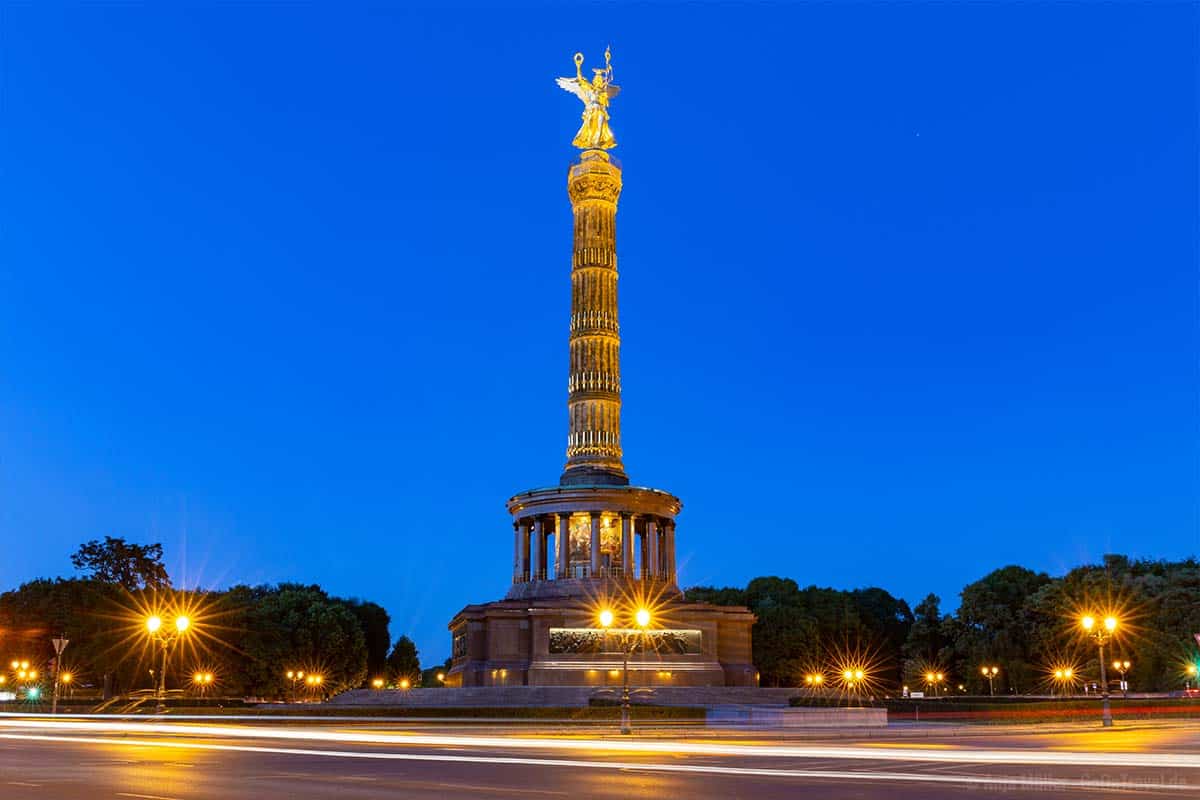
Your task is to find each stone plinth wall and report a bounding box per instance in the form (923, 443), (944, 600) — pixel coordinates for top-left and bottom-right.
(707, 705), (888, 728)
(330, 686), (802, 708)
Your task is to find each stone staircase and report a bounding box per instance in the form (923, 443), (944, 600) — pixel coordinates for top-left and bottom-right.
(330, 686), (800, 708)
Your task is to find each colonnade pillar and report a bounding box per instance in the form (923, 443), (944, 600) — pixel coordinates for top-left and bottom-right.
(645, 519), (659, 578)
(620, 514), (634, 578)
(512, 522), (521, 581)
(589, 512), (602, 576)
(556, 513), (571, 578)
(520, 520), (531, 581)
(511, 511), (675, 585)
(664, 521), (675, 579)
(531, 517), (545, 580)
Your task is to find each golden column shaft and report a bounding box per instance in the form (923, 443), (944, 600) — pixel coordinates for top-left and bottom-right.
(561, 149), (627, 486)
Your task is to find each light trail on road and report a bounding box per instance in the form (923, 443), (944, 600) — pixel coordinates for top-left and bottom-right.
(0, 731), (1194, 794)
(1, 717), (1199, 770)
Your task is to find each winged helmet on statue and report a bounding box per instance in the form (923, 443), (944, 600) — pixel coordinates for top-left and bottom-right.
(556, 47), (621, 150)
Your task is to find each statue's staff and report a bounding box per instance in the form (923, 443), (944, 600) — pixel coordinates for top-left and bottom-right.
(605, 46), (613, 83)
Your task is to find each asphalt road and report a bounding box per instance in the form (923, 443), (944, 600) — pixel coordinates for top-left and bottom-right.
(0, 717), (1197, 799)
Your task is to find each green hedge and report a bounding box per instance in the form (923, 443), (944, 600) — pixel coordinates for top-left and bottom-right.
(792, 696), (1200, 722)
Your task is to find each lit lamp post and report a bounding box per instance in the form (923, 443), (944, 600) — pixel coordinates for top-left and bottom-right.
(1184, 664), (1197, 690)
(1080, 615), (1118, 727)
(145, 613), (191, 714)
(981, 665), (1000, 696)
(14, 661), (39, 701)
(804, 673), (825, 693)
(304, 673), (324, 701)
(1112, 659), (1131, 699)
(1053, 667), (1074, 697)
(191, 672), (214, 696)
(842, 668), (866, 706)
(598, 606), (652, 735)
(924, 671), (945, 698)
(285, 670), (306, 702)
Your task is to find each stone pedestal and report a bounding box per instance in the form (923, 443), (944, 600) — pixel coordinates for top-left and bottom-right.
(446, 595), (757, 688)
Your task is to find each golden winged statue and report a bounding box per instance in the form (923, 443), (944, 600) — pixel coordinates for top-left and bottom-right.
(556, 47), (621, 150)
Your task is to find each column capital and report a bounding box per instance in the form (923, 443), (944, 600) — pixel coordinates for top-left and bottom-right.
(589, 510), (604, 520)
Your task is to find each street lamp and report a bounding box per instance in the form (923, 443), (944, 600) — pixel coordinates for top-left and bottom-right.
(1053, 667), (1075, 697)
(924, 671), (945, 698)
(981, 665), (1000, 696)
(145, 613), (192, 714)
(842, 667), (867, 705)
(1185, 664), (1197, 690)
(1111, 659), (1131, 699)
(286, 670), (306, 702)
(1080, 614), (1118, 727)
(598, 605), (652, 735)
(804, 673), (825, 691)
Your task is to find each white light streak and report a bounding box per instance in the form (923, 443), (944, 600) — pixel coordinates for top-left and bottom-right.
(0, 732), (1193, 793)
(0, 718), (1198, 771)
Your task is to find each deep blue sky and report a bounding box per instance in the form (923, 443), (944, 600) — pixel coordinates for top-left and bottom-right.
(2, 4), (1196, 663)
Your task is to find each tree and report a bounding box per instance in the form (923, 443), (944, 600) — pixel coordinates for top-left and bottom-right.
(686, 578), (913, 687)
(70, 536), (170, 591)
(0, 577), (140, 694)
(847, 587), (914, 680)
(686, 586), (748, 607)
(387, 635), (421, 688)
(900, 593), (951, 688)
(236, 583), (368, 698)
(421, 657), (452, 687)
(951, 565), (1052, 693)
(342, 599), (392, 684)
(738, 577), (813, 685)
(903, 594), (947, 662)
